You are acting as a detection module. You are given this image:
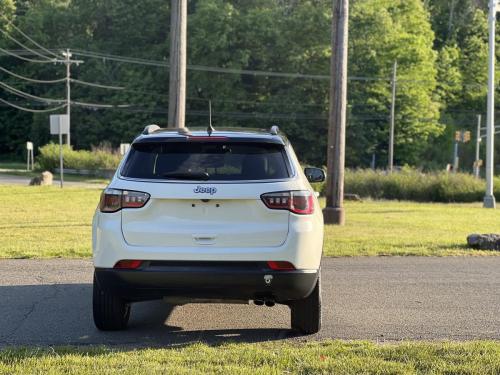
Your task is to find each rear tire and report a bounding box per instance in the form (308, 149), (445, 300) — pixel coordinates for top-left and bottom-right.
(93, 272), (131, 330)
(290, 274), (322, 334)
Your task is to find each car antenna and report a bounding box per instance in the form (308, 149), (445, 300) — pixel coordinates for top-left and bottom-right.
(207, 99), (214, 136)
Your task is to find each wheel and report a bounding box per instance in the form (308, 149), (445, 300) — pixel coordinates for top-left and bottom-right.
(93, 272), (131, 330)
(290, 274), (322, 334)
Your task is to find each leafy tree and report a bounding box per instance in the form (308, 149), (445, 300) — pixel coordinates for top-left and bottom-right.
(348, 0), (441, 167)
(0, 0), (488, 171)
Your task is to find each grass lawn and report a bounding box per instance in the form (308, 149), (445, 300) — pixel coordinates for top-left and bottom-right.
(1, 185), (500, 258)
(1, 341), (499, 374)
(0, 186), (101, 258)
(0, 161), (26, 170)
(324, 199), (500, 256)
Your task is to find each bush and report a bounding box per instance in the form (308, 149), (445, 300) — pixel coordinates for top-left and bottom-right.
(37, 143), (122, 172)
(319, 168), (499, 203)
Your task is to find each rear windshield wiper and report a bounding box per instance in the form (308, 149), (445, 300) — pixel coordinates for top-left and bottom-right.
(161, 172), (210, 181)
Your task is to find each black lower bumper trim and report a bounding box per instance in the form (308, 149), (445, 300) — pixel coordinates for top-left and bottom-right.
(95, 262), (318, 303)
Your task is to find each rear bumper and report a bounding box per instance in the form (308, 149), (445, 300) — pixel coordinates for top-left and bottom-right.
(94, 261), (319, 303)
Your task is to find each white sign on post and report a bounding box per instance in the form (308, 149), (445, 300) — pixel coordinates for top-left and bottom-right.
(50, 115), (70, 135)
(49, 114), (68, 188)
(26, 142), (34, 171)
(120, 143), (131, 155)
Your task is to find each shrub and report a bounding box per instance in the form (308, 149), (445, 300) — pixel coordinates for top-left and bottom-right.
(319, 168), (498, 203)
(37, 143), (122, 172)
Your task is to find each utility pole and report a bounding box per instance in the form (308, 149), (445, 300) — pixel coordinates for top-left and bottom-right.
(168, 0), (187, 128)
(61, 49), (83, 146)
(388, 61), (397, 173)
(475, 114), (482, 179)
(484, 0), (499, 208)
(324, 0), (349, 226)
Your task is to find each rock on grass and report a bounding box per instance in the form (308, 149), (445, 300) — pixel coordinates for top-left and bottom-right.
(467, 234), (500, 251)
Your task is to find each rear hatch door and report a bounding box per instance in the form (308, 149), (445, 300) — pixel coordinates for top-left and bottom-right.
(118, 137), (295, 248)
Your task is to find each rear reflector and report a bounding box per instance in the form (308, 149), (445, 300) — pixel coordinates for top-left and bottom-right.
(261, 190), (314, 215)
(114, 260), (143, 269)
(267, 261), (296, 271)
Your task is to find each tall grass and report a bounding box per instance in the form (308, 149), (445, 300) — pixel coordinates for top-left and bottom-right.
(320, 169), (499, 203)
(37, 143), (122, 171)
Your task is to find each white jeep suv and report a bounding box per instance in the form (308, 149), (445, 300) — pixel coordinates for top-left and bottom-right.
(92, 125), (325, 334)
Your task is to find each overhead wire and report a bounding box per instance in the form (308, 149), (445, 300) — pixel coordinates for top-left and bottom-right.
(0, 66), (65, 83)
(71, 100), (131, 109)
(0, 29), (57, 62)
(70, 78), (124, 90)
(0, 81), (64, 104)
(0, 47), (58, 64)
(0, 14), (61, 58)
(0, 97), (66, 112)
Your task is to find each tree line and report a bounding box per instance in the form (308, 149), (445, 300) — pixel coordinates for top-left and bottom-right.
(0, 0), (495, 170)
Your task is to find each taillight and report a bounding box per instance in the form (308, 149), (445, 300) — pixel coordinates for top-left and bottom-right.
(267, 261), (296, 271)
(114, 260), (143, 269)
(99, 189), (150, 213)
(99, 189), (122, 213)
(122, 190), (150, 208)
(261, 190), (314, 215)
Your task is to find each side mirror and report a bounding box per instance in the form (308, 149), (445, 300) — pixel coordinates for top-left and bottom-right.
(304, 167), (326, 183)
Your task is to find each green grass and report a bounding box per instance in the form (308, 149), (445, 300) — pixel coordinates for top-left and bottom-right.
(0, 161), (26, 170)
(0, 186), (101, 258)
(1, 186), (499, 259)
(323, 199), (500, 257)
(1, 341), (499, 374)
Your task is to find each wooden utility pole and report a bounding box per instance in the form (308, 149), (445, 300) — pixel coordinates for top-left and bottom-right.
(323, 0), (349, 225)
(388, 60), (397, 173)
(168, 0), (187, 128)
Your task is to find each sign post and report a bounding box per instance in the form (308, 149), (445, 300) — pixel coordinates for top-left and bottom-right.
(50, 115), (69, 188)
(26, 142), (34, 171)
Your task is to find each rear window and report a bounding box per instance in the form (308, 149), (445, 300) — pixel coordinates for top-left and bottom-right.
(121, 141), (292, 181)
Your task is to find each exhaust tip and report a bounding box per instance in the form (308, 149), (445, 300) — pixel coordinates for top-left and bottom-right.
(265, 300), (275, 307)
(254, 300), (264, 306)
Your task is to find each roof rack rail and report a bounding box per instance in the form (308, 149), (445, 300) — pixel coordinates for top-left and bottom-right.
(270, 125), (280, 135)
(178, 127), (191, 135)
(142, 124), (161, 135)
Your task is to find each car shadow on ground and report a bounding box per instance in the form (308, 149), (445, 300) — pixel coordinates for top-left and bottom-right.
(0, 284), (299, 348)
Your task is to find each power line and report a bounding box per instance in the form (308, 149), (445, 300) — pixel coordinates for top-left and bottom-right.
(0, 81), (64, 103)
(0, 66), (66, 83)
(71, 100), (131, 109)
(0, 48), (496, 88)
(70, 49), (389, 82)
(0, 47), (58, 64)
(0, 97), (66, 113)
(0, 29), (56, 62)
(70, 78), (124, 90)
(0, 14), (60, 58)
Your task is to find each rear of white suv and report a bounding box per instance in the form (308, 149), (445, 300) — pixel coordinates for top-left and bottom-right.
(92, 126), (325, 334)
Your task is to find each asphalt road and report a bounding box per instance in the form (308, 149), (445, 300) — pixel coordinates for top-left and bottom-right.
(0, 257), (499, 348)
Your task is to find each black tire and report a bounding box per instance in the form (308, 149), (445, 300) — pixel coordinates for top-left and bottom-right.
(290, 274), (322, 334)
(93, 272), (131, 331)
